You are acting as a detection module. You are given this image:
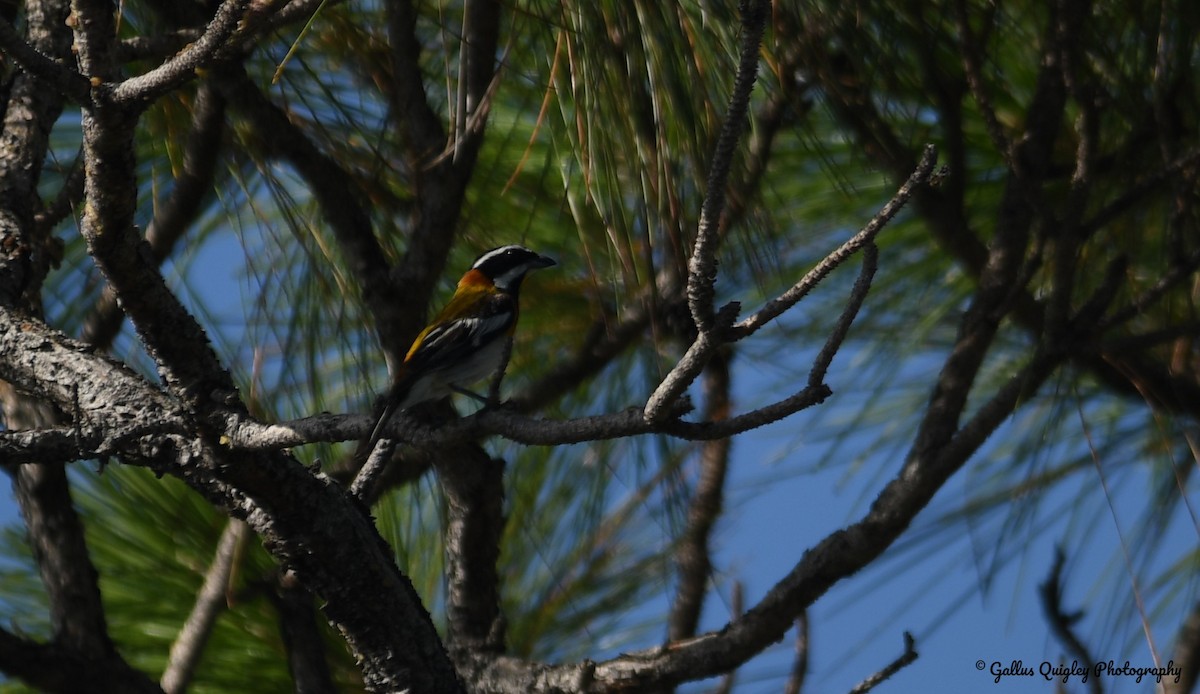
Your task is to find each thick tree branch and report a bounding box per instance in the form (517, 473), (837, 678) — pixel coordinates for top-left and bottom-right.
(0, 0), (73, 305)
(451, 321), (1068, 692)
(10, 462), (111, 655)
(439, 445), (507, 658)
(4, 380), (828, 461)
(0, 7), (155, 689)
(71, 0), (237, 404)
(0, 306), (464, 692)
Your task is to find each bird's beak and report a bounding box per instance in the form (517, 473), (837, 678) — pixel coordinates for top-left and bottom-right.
(533, 254), (556, 269)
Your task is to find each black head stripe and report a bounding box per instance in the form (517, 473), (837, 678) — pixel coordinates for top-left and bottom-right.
(471, 245), (555, 290)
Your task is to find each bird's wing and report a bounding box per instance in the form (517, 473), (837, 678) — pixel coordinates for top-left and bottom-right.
(402, 289), (515, 374)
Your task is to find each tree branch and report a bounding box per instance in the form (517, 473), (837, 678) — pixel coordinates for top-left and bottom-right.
(668, 348), (733, 641)
(783, 613), (809, 694)
(734, 146), (936, 339)
(81, 81), (227, 347)
(270, 573), (338, 694)
(451, 329), (1066, 691)
(71, 0), (238, 404)
(0, 16), (90, 102)
(375, 0), (503, 370)
(0, 0), (74, 305)
(1169, 596), (1200, 694)
(646, 144), (935, 425)
(106, 0), (249, 106)
(161, 520), (248, 694)
(808, 243), (878, 388)
(1038, 548), (1102, 694)
(0, 625), (163, 694)
(686, 0), (770, 333)
(847, 632), (918, 694)
(439, 445), (507, 658)
(0, 306), (464, 692)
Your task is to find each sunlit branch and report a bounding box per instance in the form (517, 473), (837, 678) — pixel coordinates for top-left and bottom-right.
(162, 520), (248, 694)
(735, 145), (936, 339)
(808, 242), (878, 388)
(108, 0), (250, 105)
(686, 0), (770, 333)
(82, 82), (227, 348)
(349, 437), (396, 503)
(643, 0), (770, 424)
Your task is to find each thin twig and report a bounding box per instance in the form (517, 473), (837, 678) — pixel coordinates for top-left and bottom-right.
(668, 350), (734, 641)
(1038, 548), (1103, 694)
(808, 243), (878, 388)
(686, 0), (770, 333)
(735, 145), (937, 338)
(847, 632), (918, 694)
(108, 0), (250, 105)
(783, 613), (809, 694)
(162, 520), (248, 694)
(349, 437), (396, 503)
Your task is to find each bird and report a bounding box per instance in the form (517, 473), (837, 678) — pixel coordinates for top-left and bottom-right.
(363, 244), (555, 452)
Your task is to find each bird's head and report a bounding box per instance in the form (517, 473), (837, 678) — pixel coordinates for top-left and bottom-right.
(464, 245), (556, 292)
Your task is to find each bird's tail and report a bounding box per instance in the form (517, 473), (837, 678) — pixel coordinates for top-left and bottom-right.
(355, 373), (413, 463)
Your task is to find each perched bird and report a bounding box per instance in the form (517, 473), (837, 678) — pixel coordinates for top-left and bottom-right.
(364, 245), (555, 450)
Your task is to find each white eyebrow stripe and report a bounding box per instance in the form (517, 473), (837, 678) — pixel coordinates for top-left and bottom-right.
(471, 245), (522, 268)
